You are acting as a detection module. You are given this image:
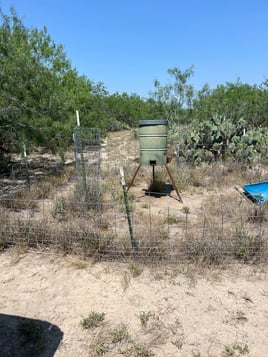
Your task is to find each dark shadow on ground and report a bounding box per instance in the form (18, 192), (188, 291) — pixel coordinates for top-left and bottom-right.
(144, 182), (173, 198)
(0, 313), (63, 357)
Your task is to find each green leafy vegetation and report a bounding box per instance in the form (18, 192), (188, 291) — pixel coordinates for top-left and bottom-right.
(128, 261), (143, 277)
(111, 324), (129, 343)
(133, 344), (155, 357)
(178, 114), (268, 166)
(1, 6), (268, 172)
(223, 342), (249, 356)
(139, 311), (154, 327)
(81, 311), (105, 329)
(0, 7), (162, 172)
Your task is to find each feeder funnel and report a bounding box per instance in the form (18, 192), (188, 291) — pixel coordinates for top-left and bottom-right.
(139, 119), (168, 166)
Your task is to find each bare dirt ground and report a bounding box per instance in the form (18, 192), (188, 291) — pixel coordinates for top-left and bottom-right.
(1, 130), (268, 356)
(1, 252), (268, 356)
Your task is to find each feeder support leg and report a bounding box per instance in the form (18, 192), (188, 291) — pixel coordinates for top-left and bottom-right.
(165, 164), (183, 203)
(127, 164), (141, 191)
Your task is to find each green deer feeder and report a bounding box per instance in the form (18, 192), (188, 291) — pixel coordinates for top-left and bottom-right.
(128, 119), (183, 202)
(139, 119), (168, 166)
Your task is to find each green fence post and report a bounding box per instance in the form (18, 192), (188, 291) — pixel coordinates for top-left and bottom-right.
(119, 167), (137, 250)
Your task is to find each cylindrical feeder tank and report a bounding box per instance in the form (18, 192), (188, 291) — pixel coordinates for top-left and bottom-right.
(139, 119), (168, 166)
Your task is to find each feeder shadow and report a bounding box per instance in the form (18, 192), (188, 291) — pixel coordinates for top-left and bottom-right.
(144, 183), (173, 198)
(0, 313), (63, 357)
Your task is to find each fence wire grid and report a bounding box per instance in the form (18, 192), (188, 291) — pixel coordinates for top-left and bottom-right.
(1, 190), (268, 263)
(1, 129), (268, 263)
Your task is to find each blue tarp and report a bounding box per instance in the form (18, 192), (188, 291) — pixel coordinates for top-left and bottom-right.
(243, 181), (268, 205)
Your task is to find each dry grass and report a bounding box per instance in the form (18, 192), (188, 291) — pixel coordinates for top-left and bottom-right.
(1, 130), (268, 265)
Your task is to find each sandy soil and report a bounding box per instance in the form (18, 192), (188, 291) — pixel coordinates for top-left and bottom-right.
(1, 130), (268, 356)
(1, 252), (268, 356)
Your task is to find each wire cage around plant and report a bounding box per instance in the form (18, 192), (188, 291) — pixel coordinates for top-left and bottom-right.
(73, 127), (102, 215)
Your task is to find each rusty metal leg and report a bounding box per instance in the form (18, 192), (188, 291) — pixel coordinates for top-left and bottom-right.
(165, 164), (183, 203)
(127, 164), (141, 191)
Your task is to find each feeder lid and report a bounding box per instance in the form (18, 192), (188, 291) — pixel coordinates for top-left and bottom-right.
(139, 119), (168, 126)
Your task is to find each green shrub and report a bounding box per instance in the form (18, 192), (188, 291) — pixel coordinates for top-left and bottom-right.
(81, 311), (105, 329)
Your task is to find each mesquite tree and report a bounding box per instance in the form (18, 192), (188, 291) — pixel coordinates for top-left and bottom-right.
(0, 8), (74, 155)
(150, 66), (195, 125)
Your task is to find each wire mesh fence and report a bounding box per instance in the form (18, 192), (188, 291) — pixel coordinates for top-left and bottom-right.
(1, 129), (268, 263)
(1, 190), (268, 263)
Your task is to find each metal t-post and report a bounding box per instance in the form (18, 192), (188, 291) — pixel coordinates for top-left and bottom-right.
(120, 167), (137, 250)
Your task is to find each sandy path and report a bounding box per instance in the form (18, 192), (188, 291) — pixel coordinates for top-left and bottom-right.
(1, 252), (268, 356)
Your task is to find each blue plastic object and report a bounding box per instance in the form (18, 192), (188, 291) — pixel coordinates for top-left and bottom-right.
(243, 181), (268, 204)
